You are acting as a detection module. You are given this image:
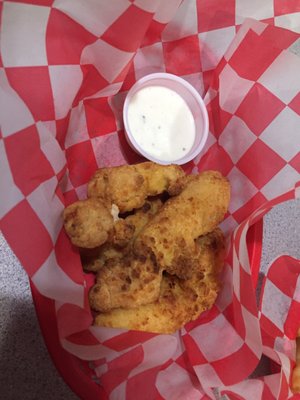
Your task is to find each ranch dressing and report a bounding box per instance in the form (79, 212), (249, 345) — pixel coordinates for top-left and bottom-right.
(127, 86), (195, 162)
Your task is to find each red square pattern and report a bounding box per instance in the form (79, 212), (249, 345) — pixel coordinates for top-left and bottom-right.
(101, 346), (144, 394)
(56, 303), (93, 339)
(163, 35), (202, 75)
(5, 67), (55, 122)
(181, 160), (196, 175)
(259, 313), (284, 339)
(101, 5), (153, 52)
(91, 132), (128, 169)
(4, 125), (55, 196)
(72, 65), (109, 107)
(239, 267), (258, 315)
(55, 230), (84, 284)
(175, 351), (199, 378)
(290, 152), (300, 174)
(141, 19), (165, 48)
(54, 177), (66, 203)
(202, 69), (214, 93)
(120, 61), (136, 91)
(184, 307), (221, 338)
(206, 95), (232, 137)
(67, 329), (100, 346)
(262, 384), (277, 400)
(66, 140), (98, 188)
(267, 256), (300, 298)
(0, 199), (53, 276)
(63, 189), (79, 206)
(235, 83), (285, 136)
(211, 57), (227, 90)
(196, 0), (235, 33)
(84, 98), (117, 138)
(260, 24), (299, 50)
(274, 0), (300, 16)
(196, 143), (234, 177)
(236, 139), (286, 190)
(229, 30), (282, 82)
(55, 111), (71, 149)
(260, 17), (275, 26)
(112, 61), (133, 85)
(126, 365), (166, 400)
(289, 92), (300, 116)
(232, 191), (267, 224)
(103, 330), (156, 352)
(182, 334), (208, 365)
(46, 9), (97, 65)
(277, 375), (291, 400)
(222, 294), (246, 340)
(212, 344), (258, 386)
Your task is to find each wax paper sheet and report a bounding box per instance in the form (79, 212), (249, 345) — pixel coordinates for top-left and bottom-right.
(1, 1), (300, 399)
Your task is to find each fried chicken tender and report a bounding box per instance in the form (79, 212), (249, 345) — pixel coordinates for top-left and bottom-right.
(63, 198), (114, 248)
(94, 229), (225, 334)
(81, 199), (163, 272)
(134, 171), (230, 279)
(89, 254), (162, 312)
(87, 162), (184, 213)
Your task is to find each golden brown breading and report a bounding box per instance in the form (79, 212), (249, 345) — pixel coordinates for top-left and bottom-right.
(134, 171), (230, 279)
(89, 254), (163, 312)
(111, 219), (136, 248)
(87, 162), (184, 213)
(112, 199), (163, 248)
(134, 162), (185, 197)
(81, 199), (163, 272)
(63, 198), (114, 248)
(94, 229), (225, 334)
(166, 173), (197, 196)
(79, 245), (124, 273)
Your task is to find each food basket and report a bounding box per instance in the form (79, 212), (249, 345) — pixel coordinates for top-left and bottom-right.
(1, 1), (300, 399)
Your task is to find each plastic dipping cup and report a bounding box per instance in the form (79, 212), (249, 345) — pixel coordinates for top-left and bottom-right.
(123, 73), (209, 165)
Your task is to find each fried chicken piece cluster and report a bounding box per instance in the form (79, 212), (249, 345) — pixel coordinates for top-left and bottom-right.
(63, 162), (230, 334)
(95, 229), (225, 334)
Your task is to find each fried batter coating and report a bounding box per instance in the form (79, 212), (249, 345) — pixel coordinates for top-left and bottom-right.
(63, 198), (114, 248)
(134, 171), (230, 279)
(81, 199), (163, 272)
(134, 162), (185, 197)
(94, 229), (225, 334)
(110, 198), (162, 249)
(87, 162), (184, 213)
(79, 245), (123, 273)
(89, 254), (163, 312)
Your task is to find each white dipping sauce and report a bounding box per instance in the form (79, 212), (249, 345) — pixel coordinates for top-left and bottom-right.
(127, 86), (195, 162)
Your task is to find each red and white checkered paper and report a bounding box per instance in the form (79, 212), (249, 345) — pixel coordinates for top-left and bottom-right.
(1, 1), (300, 399)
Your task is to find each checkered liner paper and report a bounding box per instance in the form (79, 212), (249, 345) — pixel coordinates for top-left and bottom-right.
(1, 1), (300, 399)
